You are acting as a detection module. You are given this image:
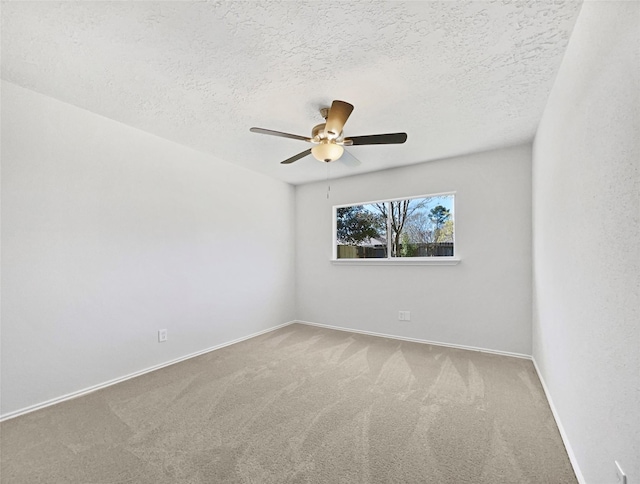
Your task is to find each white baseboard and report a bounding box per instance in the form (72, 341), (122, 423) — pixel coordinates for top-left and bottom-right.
(531, 357), (586, 484)
(294, 320), (532, 360)
(0, 320), (296, 422)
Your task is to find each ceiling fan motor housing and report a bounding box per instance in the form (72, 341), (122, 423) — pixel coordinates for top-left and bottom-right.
(312, 123), (327, 141)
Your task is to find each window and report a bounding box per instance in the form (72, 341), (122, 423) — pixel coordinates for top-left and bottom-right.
(333, 193), (456, 263)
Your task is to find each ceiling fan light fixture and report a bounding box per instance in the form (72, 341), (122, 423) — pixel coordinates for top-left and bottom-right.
(311, 141), (344, 162)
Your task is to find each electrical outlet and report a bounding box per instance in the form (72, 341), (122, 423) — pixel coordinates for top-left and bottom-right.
(398, 311), (411, 321)
(615, 461), (627, 484)
(158, 329), (168, 342)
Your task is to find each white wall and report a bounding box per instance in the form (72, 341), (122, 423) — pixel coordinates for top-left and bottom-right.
(296, 144), (532, 355)
(1, 81), (296, 417)
(532, 1), (640, 482)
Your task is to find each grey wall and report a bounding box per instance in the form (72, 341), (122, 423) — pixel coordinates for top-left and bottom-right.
(296, 144), (533, 355)
(532, 1), (640, 482)
(1, 82), (296, 417)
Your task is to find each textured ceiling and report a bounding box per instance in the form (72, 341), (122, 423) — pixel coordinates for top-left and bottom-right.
(2, 1), (583, 185)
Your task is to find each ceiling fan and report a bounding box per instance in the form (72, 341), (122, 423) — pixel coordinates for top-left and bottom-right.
(250, 100), (407, 165)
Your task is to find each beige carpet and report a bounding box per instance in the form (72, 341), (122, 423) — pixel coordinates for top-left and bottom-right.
(0, 323), (576, 483)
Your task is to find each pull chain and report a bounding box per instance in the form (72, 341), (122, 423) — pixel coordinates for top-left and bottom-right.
(326, 162), (331, 199)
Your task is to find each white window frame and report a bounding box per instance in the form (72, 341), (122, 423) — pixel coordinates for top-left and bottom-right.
(331, 191), (460, 265)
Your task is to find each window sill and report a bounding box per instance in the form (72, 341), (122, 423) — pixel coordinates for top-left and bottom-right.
(330, 257), (461, 266)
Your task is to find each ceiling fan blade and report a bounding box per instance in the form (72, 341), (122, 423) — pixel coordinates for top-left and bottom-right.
(344, 132), (408, 146)
(340, 149), (362, 167)
(280, 148), (312, 164)
(324, 100), (354, 138)
(250, 127), (311, 142)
